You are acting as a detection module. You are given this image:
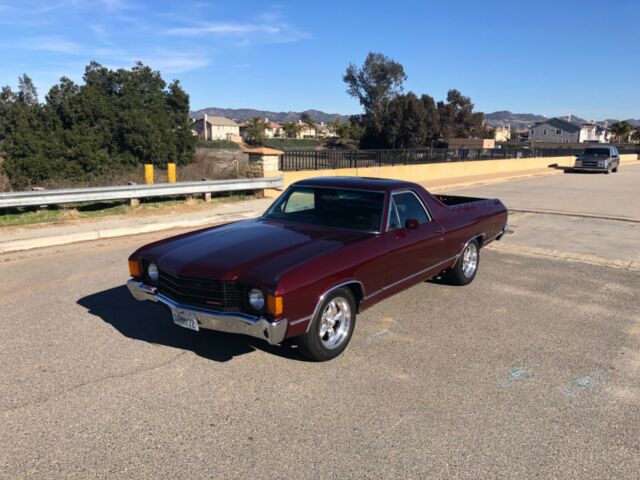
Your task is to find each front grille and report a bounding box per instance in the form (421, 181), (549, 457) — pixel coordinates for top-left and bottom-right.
(158, 268), (243, 311)
(580, 161), (600, 167)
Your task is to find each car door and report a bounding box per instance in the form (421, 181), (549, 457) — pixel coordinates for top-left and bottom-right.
(612, 147), (620, 168)
(382, 190), (446, 289)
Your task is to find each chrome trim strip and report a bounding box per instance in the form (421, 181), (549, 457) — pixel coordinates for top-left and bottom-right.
(303, 279), (366, 333)
(364, 255), (458, 300)
(386, 189), (433, 231)
(126, 279), (287, 345)
(486, 223), (509, 243)
(289, 315), (312, 326)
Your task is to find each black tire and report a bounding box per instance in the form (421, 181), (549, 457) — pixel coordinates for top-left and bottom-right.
(297, 287), (356, 361)
(613, 165), (619, 173)
(443, 239), (480, 286)
(605, 165), (612, 174)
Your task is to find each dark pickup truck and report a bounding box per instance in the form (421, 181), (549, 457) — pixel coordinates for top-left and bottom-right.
(127, 176), (508, 361)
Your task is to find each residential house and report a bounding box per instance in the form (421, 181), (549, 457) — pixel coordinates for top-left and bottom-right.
(192, 114), (241, 142)
(297, 120), (317, 139)
(493, 125), (511, 142)
(264, 119), (282, 138)
(578, 123), (611, 143)
(315, 122), (338, 139)
(239, 119), (283, 138)
(529, 118), (581, 143)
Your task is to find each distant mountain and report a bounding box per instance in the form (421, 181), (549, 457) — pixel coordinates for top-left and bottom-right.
(484, 111), (547, 127)
(485, 111), (640, 128)
(603, 118), (640, 128)
(190, 107), (350, 124)
(191, 107), (639, 129)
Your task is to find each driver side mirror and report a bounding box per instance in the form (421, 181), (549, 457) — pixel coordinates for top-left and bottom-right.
(405, 218), (419, 230)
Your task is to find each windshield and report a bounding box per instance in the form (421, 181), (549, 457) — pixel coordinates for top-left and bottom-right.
(264, 186), (385, 232)
(583, 148), (610, 156)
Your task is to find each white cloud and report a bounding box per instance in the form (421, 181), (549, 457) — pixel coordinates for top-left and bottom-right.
(166, 22), (281, 36)
(164, 14), (311, 45)
(24, 36), (82, 54)
(138, 52), (210, 74)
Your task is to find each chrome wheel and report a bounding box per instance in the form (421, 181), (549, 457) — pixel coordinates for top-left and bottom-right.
(462, 243), (478, 278)
(319, 297), (352, 349)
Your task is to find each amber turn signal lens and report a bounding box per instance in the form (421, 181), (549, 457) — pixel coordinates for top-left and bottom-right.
(128, 259), (142, 277)
(266, 294), (283, 317)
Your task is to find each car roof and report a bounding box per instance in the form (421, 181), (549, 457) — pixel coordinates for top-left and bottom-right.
(292, 176), (417, 192)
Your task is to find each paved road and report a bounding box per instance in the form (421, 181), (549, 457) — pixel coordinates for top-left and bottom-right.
(447, 163), (640, 220)
(1, 231), (640, 479)
(3, 166), (640, 479)
(448, 163), (640, 269)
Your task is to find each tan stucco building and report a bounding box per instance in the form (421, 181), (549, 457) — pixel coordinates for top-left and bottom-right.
(192, 114), (241, 141)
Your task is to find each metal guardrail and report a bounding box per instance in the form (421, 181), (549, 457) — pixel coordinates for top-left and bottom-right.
(0, 176), (284, 208)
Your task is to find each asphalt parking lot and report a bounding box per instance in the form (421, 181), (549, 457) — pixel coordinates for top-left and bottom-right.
(1, 165), (639, 479)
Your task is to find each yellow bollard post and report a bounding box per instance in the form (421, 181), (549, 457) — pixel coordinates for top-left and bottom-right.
(167, 163), (176, 183)
(144, 164), (154, 185)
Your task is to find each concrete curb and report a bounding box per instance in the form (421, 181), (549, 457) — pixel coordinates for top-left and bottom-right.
(0, 210), (261, 254)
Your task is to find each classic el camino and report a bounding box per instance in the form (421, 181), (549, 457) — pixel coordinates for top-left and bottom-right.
(127, 177), (508, 361)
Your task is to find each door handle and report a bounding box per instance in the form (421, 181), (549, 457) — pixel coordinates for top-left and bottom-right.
(435, 226), (446, 235)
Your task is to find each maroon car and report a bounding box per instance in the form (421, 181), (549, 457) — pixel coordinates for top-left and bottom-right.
(127, 177), (508, 361)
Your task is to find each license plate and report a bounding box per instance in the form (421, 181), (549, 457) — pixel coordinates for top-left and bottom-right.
(171, 309), (199, 331)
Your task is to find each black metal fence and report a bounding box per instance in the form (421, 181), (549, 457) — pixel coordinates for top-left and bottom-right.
(280, 147), (639, 171)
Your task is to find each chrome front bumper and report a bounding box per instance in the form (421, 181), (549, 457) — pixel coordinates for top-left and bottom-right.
(126, 280), (287, 345)
(573, 165), (607, 171)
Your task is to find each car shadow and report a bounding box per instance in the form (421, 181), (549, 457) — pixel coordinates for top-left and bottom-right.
(77, 285), (305, 362)
(547, 163), (574, 173)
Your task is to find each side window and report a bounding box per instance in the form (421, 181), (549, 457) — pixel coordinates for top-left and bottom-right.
(282, 188), (314, 213)
(388, 199), (401, 229)
(392, 191), (430, 226)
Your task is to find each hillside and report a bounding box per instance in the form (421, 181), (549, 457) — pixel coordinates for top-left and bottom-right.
(485, 111), (640, 128)
(191, 107), (350, 124)
(191, 107), (640, 129)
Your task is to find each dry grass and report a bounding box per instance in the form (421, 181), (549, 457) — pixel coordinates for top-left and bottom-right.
(60, 208), (81, 220)
(179, 149), (249, 181)
(1, 148), (250, 191)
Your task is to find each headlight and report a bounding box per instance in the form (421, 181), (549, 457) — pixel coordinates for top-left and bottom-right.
(147, 262), (159, 283)
(248, 288), (265, 310)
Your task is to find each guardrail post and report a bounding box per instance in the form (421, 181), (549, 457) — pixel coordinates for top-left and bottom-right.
(244, 147), (285, 199)
(167, 163), (176, 183)
(144, 164), (154, 184)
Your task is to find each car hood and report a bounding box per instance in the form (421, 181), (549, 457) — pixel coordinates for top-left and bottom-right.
(137, 218), (372, 286)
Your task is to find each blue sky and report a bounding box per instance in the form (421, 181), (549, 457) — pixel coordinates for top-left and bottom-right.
(0, 0), (638, 119)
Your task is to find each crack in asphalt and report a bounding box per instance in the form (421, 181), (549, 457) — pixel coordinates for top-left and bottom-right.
(1, 350), (188, 415)
(509, 208), (640, 224)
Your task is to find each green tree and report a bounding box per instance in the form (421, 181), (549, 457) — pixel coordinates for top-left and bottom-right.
(610, 121), (633, 143)
(420, 94), (440, 142)
(383, 93), (430, 148)
(281, 121), (304, 139)
(437, 89), (491, 139)
(299, 112), (316, 129)
(343, 52), (407, 145)
(1, 62), (196, 189)
(244, 117), (268, 145)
